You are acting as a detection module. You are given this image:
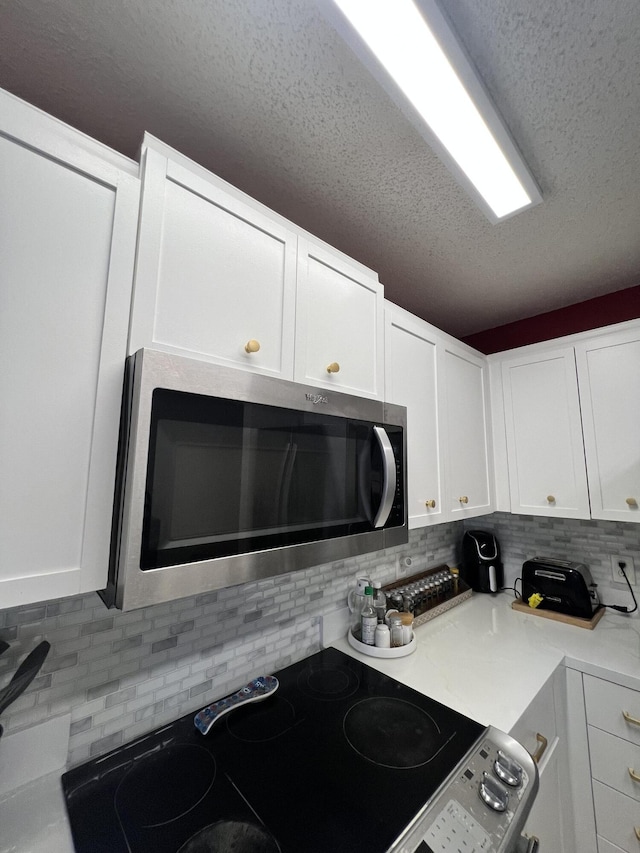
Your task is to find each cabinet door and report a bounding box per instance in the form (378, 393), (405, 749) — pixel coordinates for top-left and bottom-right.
(589, 726), (640, 803)
(130, 146), (297, 378)
(0, 91), (139, 606)
(442, 345), (494, 518)
(294, 238), (383, 399)
(384, 306), (445, 527)
(501, 347), (591, 518)
(521, 736), (565, 851)
(584, 674), (640, 748)
(598, 838), (629, 853)
(593, 780), (640, 853)
(576, 326), (640, 523)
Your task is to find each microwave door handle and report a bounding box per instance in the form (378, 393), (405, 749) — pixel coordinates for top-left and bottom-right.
(373, 426), (396, 528)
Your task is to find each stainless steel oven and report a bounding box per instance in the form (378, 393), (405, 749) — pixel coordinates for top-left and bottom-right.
(103, 349), (406, 611)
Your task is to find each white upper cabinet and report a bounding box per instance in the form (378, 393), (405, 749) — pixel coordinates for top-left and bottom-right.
(384, 305), (493, 526)
(295, 238), (383, 399)
(129, 142), (298, 379)
(576, 325), (640, 522)
(500, 347), (591, 519)
(442, 343), (494, 519)
(130, 137), (384, 397)
(384, 304), (445, 527)
(491, 319), (640, 523)
(0, 90), (139, 607)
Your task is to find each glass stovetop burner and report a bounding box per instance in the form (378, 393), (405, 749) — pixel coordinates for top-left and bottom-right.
(115, 744), (216, 828)
(62, 647), (485, 853)
(344, 696), (454, 769)
(178, 820), (281, 853)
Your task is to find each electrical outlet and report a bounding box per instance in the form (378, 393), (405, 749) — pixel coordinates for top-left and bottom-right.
(611, 554), (636, 585)
(396, 556), (412, 578)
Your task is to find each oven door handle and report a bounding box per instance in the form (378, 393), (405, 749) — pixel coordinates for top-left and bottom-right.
(373, 426), (396, 528)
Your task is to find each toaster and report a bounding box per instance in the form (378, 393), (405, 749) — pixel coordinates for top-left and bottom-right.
(521, 557), (601, 619)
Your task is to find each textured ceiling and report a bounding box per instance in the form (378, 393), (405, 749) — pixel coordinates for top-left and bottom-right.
(1, 0), (639, 337)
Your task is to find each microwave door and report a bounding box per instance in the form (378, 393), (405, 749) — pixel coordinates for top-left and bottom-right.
(276, 441), (297, 527)
(372, 426), (397, 528)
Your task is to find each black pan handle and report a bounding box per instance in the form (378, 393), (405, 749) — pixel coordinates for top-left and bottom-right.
(0, 640), (50, 718)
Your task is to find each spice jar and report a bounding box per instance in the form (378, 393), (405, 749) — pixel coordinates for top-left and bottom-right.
(399, 612), (414, 645)
(389, 615), (404, 648)
(374, 623), (391, 649)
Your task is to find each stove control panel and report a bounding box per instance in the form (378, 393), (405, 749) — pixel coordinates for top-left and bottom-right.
(390, 727), (539, 853)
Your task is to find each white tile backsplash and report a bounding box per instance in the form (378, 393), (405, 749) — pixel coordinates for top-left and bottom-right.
(0, 514), (637, 773)
(0, 524), (459, 768)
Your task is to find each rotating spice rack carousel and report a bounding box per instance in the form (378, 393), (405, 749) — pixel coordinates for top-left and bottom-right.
(348, 563), (473, 658)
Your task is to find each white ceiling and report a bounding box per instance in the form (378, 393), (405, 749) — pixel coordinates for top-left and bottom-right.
(1, 0), (639, 338)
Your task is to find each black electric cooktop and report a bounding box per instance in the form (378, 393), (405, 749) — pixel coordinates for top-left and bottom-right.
(62, 647), (484, 853)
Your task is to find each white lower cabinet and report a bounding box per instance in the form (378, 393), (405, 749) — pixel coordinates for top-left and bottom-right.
(583, 674), (640, 852)
(510, 667), (575, 851)
(521, 736), (564, 850)
(0, 89), (139, 606)
(597, 837), (629, 853)
(593, 781), (640, 853)
(589, 726), (640, 801)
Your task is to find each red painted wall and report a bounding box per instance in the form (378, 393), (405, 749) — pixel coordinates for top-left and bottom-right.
(462, 285), (640, 354)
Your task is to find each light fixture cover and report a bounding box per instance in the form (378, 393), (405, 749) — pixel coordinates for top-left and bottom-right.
(321, 0), (542, 222)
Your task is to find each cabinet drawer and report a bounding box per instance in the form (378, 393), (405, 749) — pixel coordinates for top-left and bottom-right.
(589, 726), (640, 802)
(598, 837), (629, 853)
(593, 779), (640, 852)
(510, 674), (556, 761)
(585, 674), (640, 746)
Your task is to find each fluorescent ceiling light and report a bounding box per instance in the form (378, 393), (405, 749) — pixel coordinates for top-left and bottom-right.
(324, 0), (542, 221)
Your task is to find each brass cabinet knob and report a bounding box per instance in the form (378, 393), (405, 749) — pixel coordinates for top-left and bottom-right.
(546, 495), (556, 504)
(635, 827), (640, 842)
(628, 767), (640, 783)
(626, 497), (638, 508)
(459, 496), (469, 504)
(425, 500), (436, 509)
(244, 339), (261, 353)
(326, 362), (340, 374)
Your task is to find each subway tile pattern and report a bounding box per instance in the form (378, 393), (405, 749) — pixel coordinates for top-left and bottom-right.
(0, 524), (460, 768)
(461, 512), (640, 596)
(1, 514), (636, 769)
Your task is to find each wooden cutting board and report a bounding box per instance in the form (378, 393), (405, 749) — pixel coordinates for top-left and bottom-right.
(511, 597), (605, 629)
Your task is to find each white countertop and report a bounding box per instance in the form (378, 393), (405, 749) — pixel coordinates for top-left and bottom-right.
(333, 591), (640, 733)
(2, 592), (640, 853)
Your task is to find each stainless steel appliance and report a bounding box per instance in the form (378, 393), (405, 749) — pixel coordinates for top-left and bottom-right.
(104, 349), (407, 611)
(461, 530), (504, 593)
(522, 557), (600, 618)
(62, 647), (538, 853)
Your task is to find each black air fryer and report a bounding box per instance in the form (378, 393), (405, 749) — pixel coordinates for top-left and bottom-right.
(461, 530), (504, 593)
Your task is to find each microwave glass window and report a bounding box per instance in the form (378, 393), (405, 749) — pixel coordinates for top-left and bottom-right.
(141, 389), (389, 569)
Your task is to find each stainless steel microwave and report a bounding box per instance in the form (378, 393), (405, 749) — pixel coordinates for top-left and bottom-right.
(103, 349), (407, 611)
